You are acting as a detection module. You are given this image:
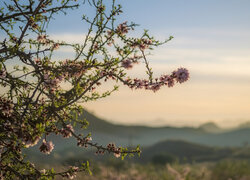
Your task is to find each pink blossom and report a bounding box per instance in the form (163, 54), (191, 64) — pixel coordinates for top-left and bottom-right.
(121, 59), (133, 69)
(167, 77), (175, 87)
(24, 136), (41, 148)
(65, 172), (76, 179)
(39, 139), (54, 154)
(60, 60), (87, 79)
(107, 30), (113, 37)
(43, 73), (61, 92)
(77, 136), (92, 147)
(0, 97), (14, 117)
(130, 38), (152, 51)
(107, 143), (121, 158)
(114, 152), (121, 158)
(40, 169), (46, 174)
(175, 68), (189, 83)
(59, 124), (74, 138)
(150, 83), (161, 92)
(116, 22), (130, 35)
(34, 58), (42, 66)
(107, 39), (114, 46)
(86, 137), (92, 141)
(64, 166), (79, 179)
(37, 35), (46, 43)
(139, 43), (147, 51)
(51, 43), (59, 50)
(134, 79), (145, 89)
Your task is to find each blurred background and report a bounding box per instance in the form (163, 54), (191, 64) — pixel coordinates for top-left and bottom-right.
(47, 0), (250, 128)
(22, 0), (250, 179)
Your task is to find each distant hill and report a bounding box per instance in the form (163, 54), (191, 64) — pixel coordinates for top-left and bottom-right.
(237, 121), (250, 129)
(25, 110), (250, 161)
(24, 111), (250, 166)
(25, 139), (247, 166)
(79, 111), (250, 147)
(198, 122), (222, 133)
(141, 140), (234, 163)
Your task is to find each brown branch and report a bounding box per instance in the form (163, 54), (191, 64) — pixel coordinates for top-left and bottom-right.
(55, 111), (141, 155)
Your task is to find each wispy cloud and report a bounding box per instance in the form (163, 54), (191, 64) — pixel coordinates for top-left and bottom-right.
(49, 33), (87, 44)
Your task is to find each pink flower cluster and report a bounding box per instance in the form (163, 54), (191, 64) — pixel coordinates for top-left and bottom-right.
(0, 97), (14, 117)
(59, 124), (74, 138)
(37, 35), (60, 50)
(41, 60), (89, 92)
(121, 55), (140, 69)
(51, 43), (60, 50)
(61, 60), (86, 79)
(43, 73), (61, 92)
(121, 59), (133, 69)
(130, 38), (152, 51)
(37, 35), (48, 44)
(126, 68), (189, 92)
(107, 143), (121, 158)
(24, 136), (41, 148)
(34, 58), (42, 66)
(40, 169), (46, 175)
(106, 30), (115, 46)
(116, 22), (130, 35)
(173, 67), (190, 83)
(39, 139), (54, 154)
(77, 137), (92, 147)
(64, 166), (79, 179)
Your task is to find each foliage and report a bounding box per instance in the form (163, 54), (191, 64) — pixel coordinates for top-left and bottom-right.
(152, 153), (177, 165)
(211, 160), (250, 180)
(0, 0), (189, 179)
(32, 158), (250, 180)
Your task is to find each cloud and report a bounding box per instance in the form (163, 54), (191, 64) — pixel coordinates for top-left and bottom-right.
(151, 27), (250, 39)
(49, 33), (87, 44)
(29, 30), (250, 127)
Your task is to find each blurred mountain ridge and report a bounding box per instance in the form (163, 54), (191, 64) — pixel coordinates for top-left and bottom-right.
(25, 111), (250, 164)
(40, 111), (250, 149)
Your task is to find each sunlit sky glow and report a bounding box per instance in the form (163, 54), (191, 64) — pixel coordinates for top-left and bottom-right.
(3, 0), (250, 128)
(45, 0), (250, 127)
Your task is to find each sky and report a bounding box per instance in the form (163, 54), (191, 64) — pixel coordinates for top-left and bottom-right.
(48, 0), (250, 128)
(3, 0), (250, 128)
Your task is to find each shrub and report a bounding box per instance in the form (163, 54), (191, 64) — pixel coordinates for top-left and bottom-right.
(0, 0), (189, 179)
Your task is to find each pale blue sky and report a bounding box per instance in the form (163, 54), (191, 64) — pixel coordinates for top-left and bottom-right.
(45, 0), (250, 128)
(48, 0), (250, 32)
(2, 0), (250, 127)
